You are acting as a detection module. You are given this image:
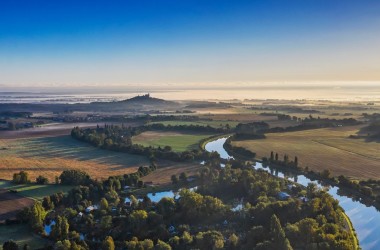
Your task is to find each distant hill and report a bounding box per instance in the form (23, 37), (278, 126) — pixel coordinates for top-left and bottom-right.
(0, 94), (179, 113)
(90, 94), (175, 105)
(119, 94), (175, 105)
(86, 94), (179, 112)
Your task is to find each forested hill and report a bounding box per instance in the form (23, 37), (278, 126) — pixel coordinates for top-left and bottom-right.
(120, 94), (175, 105)
(0, 94), (180, 113)
(87, 94), (179, 111)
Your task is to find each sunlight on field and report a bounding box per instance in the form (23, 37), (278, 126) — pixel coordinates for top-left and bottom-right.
(0, 181), (73, 200)
(133, 131), (215, 152)
(0, 135), (149, 181)
(141, 160), (200, 185)
(233, 126), (380, 179)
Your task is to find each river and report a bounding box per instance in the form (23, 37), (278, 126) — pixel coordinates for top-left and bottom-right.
(205, 137), (380, 249)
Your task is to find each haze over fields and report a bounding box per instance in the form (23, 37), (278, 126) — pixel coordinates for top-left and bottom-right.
(1, 1), (380, 250)
(1, 82), (380, 102)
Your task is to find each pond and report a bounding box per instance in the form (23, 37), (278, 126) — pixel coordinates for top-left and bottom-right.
(206, 137), (380, 250)
(44, 220), (56, 236)
(125, 187), (199, 203)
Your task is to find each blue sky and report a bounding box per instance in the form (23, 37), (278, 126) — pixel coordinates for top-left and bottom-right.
(0, 0), (379, 86)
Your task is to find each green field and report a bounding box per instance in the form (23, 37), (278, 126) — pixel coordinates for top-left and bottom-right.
(150, 120), (239, 128)
(133, 131), (216, 152)
(0, 181), (73, 200)
(0, 224), (49, 250)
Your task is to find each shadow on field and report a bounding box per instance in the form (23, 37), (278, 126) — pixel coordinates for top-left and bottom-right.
(16, 135), (148, 167)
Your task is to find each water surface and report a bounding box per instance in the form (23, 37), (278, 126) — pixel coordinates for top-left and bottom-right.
(205, 137), (380, 250)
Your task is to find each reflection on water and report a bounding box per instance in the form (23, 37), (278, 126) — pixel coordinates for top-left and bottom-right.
(205, 137), (380, 250)
(204, 137), (233, 160)
(44, 220), (56, 235)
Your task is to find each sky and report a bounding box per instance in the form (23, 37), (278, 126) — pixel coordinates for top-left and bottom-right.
(0, 0), (380, 88)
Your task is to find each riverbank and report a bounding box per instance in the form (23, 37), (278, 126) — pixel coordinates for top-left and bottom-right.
(199, 133), (232, 150)
(210, 136), (362, 248)
(341, 211), (360, 250)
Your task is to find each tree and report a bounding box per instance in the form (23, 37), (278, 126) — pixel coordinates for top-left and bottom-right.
(3, 241), (19, 250)
(101, 215), (113, 231)
(129, 210), (148, 231)
(306, 183), (318, 199)
(169, 236), (180, 248)
(141, 239), (154, 250)
(270, 151), (274, 162)
(270, 215), (293, 250)
(284, 154), (289, 164)
(30, 201), (46, 232)
(171, 174), (178, 185)
(102, 236), (115, 250)
(100, 198), (109, 210)
(196, 231), (224, 249)
(130, 195), (139, 209)
(59, 170), (90, 185)
(228, 233), (239, 249)
(157, 197), (176, 219)
(54, 240), (71, 250)
(42, 196), (54, 210)
(12, 171), (29, 184)
(51, 216), (69, 240)
(179, 172), (188, 184)
(155, 240), (172, 250)
(275, 153), (279, 161)
(235, 122), (269, 137)
(297, 218), (318, 245)
(181, 231), (193, 246)
(36, 175), (49, 184)
(321, 169), (331, 179)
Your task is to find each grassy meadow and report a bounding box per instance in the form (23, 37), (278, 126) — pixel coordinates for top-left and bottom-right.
(233, 125), (380, 179)
(0, 181), (73, 201)
(0, 224), (49, 250)
(0, 135), (150, 182)
(133, 131), (216, 152)
(141, 160), (201, 185)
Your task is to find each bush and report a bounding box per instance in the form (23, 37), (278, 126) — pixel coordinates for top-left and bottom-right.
(36, 175), (49, 184)
(12, 171), (29, 184)
(59, 170), (90, 185)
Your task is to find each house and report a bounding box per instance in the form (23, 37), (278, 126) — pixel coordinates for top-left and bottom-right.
(125, 198), (131, 207)
(278, 192), (291, 200)
(85, 205), (99, 213)
(168, 225), (176, 234)
(299, 196), (309, 203)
